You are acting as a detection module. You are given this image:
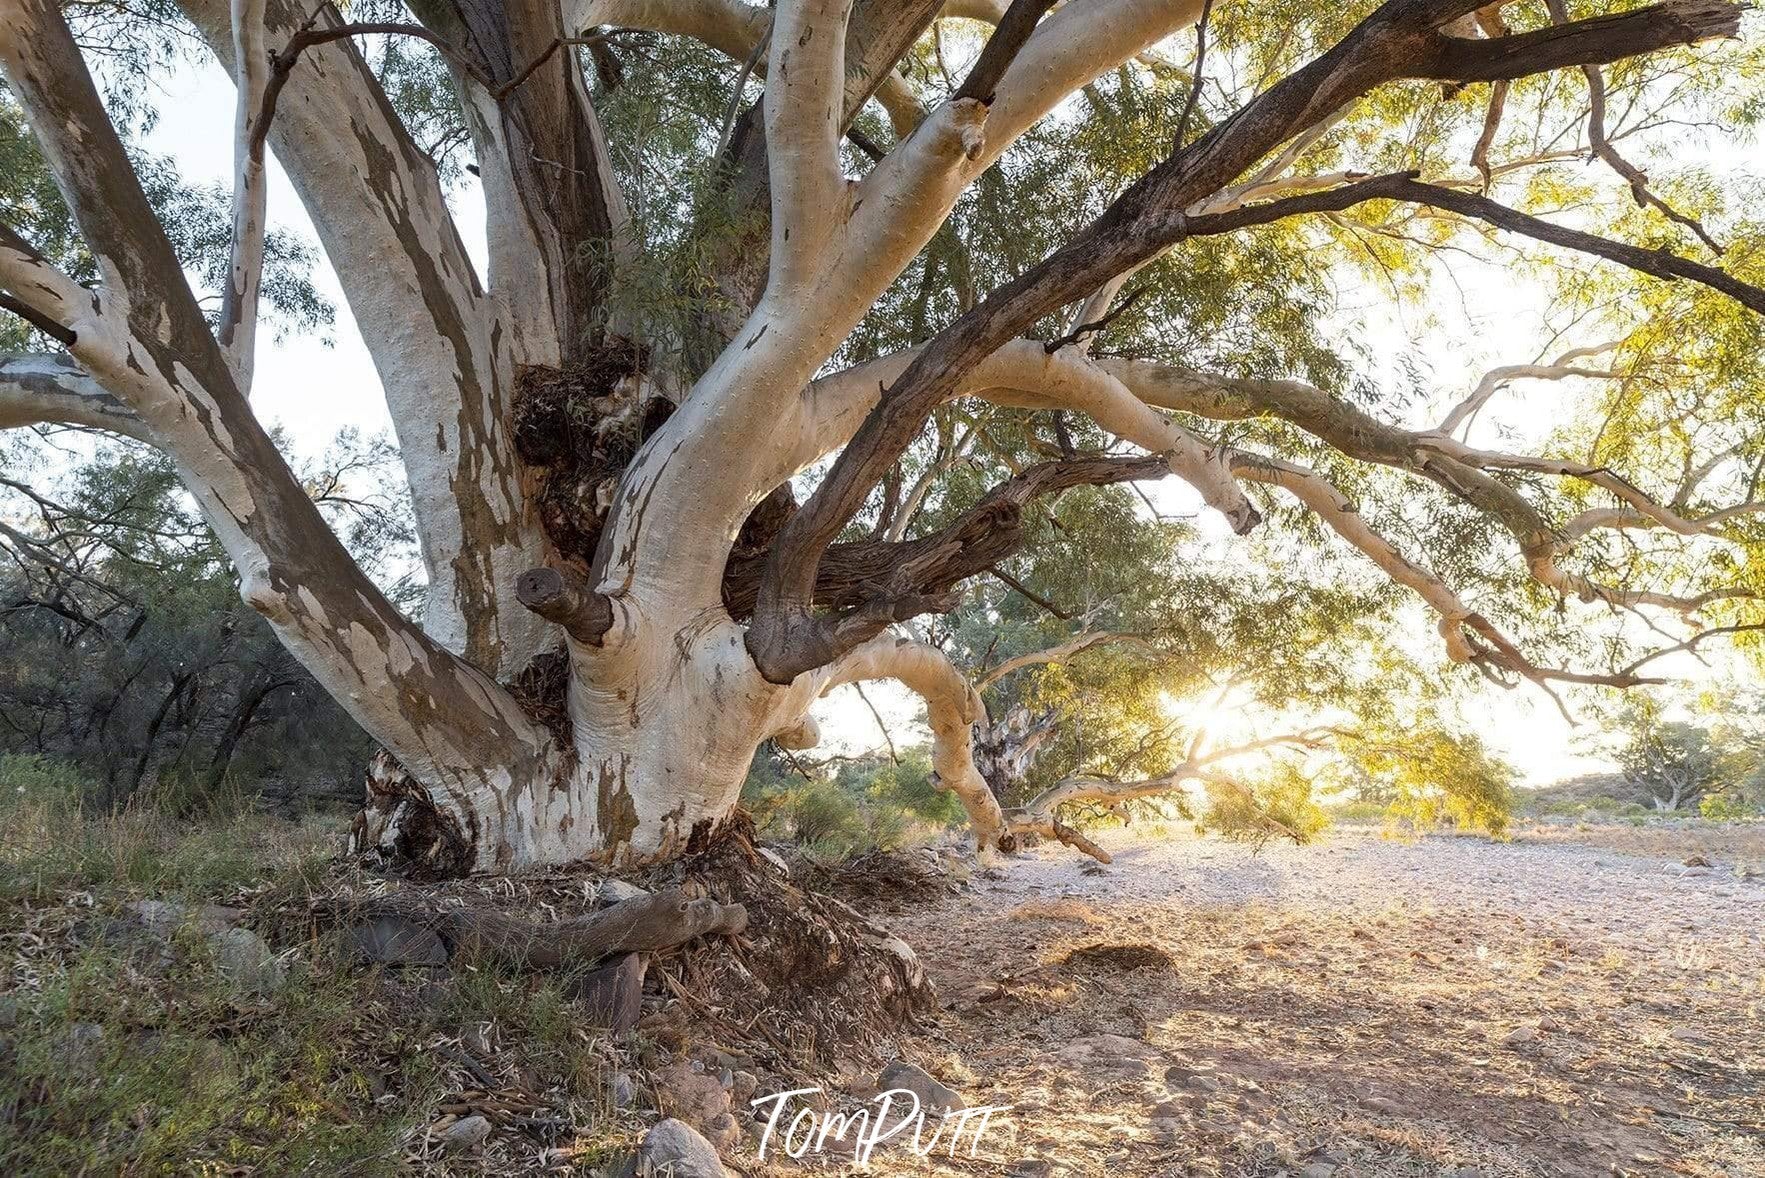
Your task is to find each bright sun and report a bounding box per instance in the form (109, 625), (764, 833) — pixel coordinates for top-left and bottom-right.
(1158, 686), (1266, 753)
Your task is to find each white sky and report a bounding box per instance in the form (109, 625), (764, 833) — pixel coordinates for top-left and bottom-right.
(129, 51), (1736, 789)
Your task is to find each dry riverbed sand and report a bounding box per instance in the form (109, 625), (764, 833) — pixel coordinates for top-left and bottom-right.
(859, 823), (1764, 1178)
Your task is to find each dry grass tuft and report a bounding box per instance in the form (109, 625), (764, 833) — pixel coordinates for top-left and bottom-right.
(1006, 898), (1106, 925)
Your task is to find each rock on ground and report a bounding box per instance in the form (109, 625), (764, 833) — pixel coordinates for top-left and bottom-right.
(654, 1058), (734, 1143)
(438, 1114), (491, 1151)
(211, 927), (287, 995)
(128, 899), (243, 936)
(636, 1118), (729, 1178)
(570, 952), (647, 1035)
(348, 914), (448, 966)
(875, 1059), (965, 1112)
(598, 879), (650, 906)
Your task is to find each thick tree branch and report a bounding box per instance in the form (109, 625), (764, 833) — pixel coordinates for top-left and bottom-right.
(342, 886), (747, 969)
(1366, 176), (1765, 314)
(952, 0), (1054, 104)
(178, 0), (549, 672)
(764, 0), (856, 296)
(2, 0), (556, 839)
(218, 0), (269, 390)
(436, 0), (632, 359)
(818, 633), (1012, 855)
(0, 353), (152, 442)
(752, 0), (1747, 685)
(745, 453), (1168, 682)
(0, 221), (100, 347)
(1226, 451), (1664, 698)
(1429, 0), (1741, 82)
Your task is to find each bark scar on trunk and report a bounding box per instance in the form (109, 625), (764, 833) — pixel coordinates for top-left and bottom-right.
(510, 343), (660, 570)
(350, 749), (477, 879)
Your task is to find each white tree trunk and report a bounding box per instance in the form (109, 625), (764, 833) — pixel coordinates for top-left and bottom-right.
(8, 0), (1753, 879)
(180, 0), (555, 677)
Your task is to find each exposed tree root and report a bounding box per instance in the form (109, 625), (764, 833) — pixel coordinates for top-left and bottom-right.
(341, 806), (933, 1065)
(634, 815), (936, 1063)
(332, 886), (748, 970)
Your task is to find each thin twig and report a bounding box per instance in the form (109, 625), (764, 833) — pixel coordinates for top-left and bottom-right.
(1042, 284), (1149, 354)
(851, 682), (899, 764)
(987, 565), (1074, 620)
(1173, 0), (1215, 150)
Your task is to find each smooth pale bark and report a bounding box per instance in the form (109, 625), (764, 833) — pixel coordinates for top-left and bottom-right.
(0, 0), (557, 862)
(818, 634), (1009, 854)
(0, 354), (152, 442)
(178, 0), (552, 676)
(217, 0), (268, 391)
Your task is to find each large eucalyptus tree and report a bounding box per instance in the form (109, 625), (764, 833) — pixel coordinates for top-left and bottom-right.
(2, 0), (1762, 874)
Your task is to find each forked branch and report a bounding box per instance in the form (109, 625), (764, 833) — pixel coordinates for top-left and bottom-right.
(753, 0), (1749, 689)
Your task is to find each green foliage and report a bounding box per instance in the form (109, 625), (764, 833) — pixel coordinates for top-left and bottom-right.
(1611, 699), (1746, 813)
(0, 433), (411, 812)
(1351, 729), (1517, 837)
(1699, 792), (1760, 820)
(0, 767), (339, 903)
(742, 747), (961, 862)
(0, 941), (431, 1175)
(842, 748), (964, 824)
(747, 775), (908, 861)
(1200, 764), (1330, 850)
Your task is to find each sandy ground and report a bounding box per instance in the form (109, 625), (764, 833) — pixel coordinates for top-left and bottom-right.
(862, 823), (1765, 1178)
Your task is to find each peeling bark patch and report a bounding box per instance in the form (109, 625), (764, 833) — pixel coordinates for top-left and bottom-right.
(352, 750), (476, 879)
(596, 756), (641, 850)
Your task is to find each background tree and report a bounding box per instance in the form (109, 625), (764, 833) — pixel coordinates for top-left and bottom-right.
(2, 0), (1764, 876)
(0, 429), (413, 810)
(1614, 700), (1731, 812)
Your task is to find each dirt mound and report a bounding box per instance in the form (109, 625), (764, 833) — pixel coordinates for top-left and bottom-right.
(1059, 940), (1174, 971)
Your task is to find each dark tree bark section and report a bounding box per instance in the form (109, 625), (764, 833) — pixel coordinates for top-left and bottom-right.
(726, 454), (1167, 628)
(509, 344), (656, 570)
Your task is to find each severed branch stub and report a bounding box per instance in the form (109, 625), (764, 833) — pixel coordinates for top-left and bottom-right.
(516, 566), (614, 645)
